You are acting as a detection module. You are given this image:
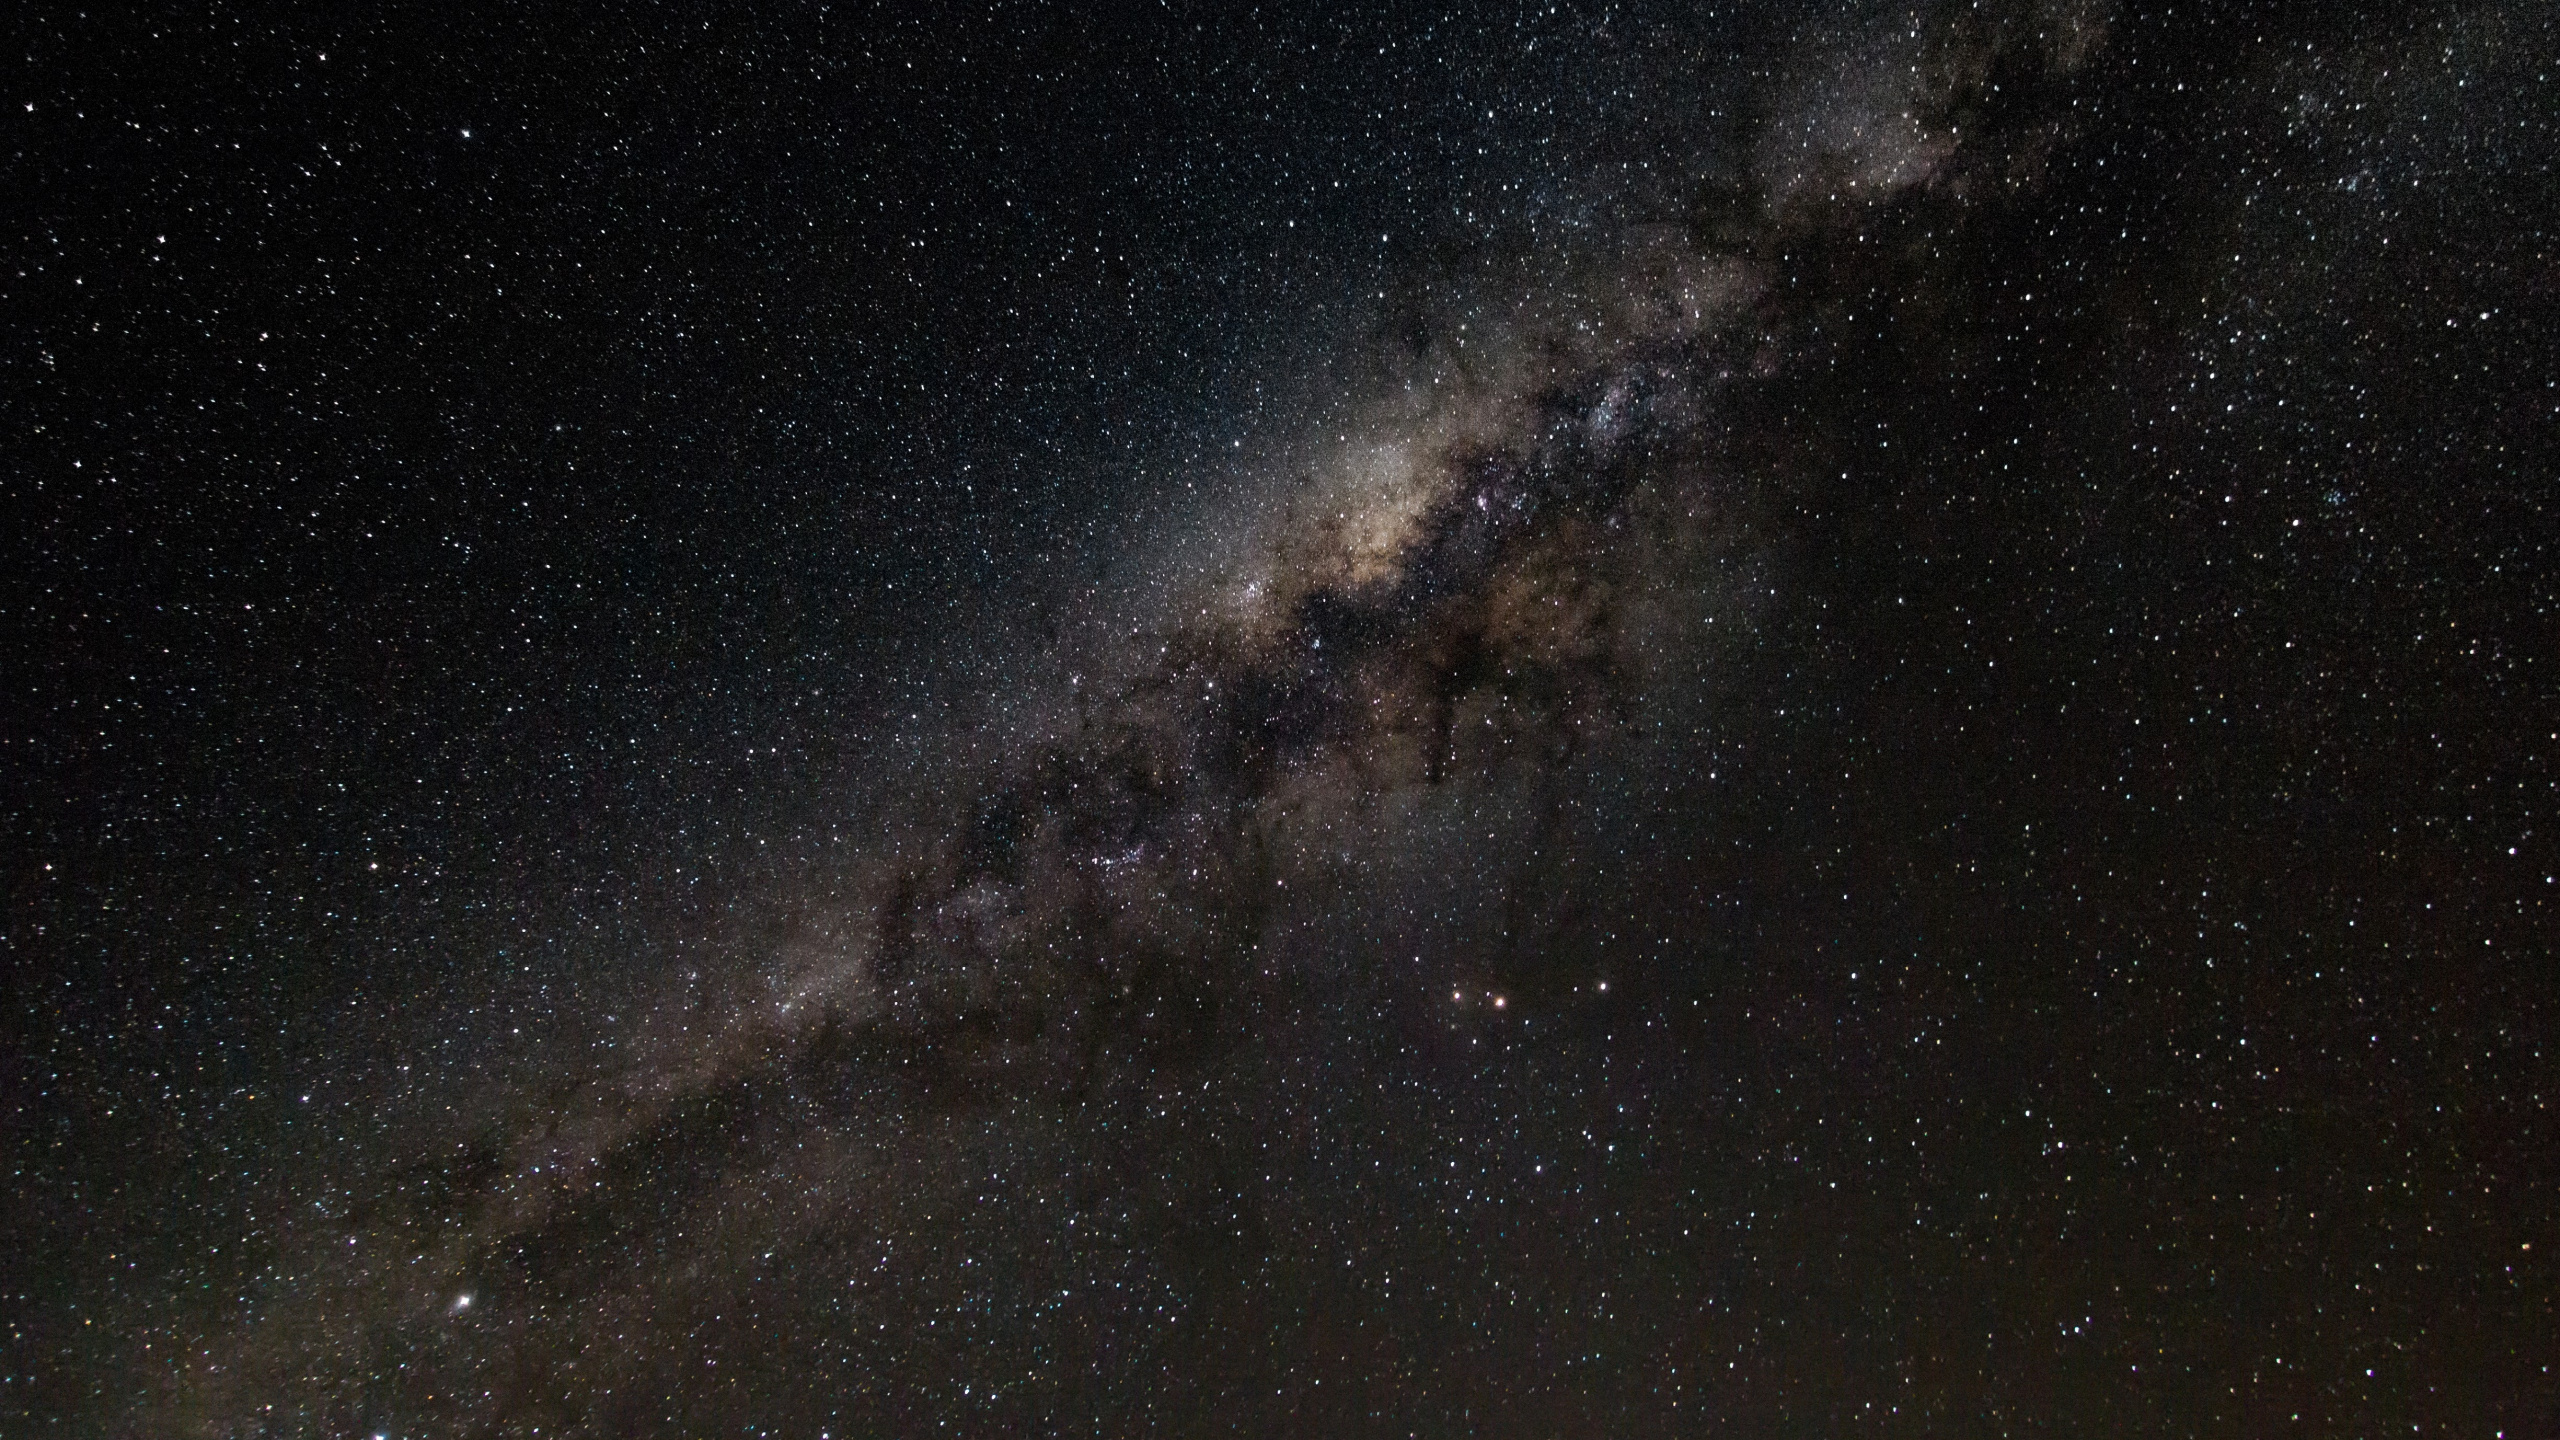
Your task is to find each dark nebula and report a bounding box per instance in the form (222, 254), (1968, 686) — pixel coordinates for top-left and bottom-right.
(7, 1), (2555, 1435)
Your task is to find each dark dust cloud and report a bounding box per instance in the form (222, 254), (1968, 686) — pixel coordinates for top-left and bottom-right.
(7, 1), (2557, 1434)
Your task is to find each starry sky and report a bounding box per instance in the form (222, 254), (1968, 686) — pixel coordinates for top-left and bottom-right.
(6, 1), (2556, 1434)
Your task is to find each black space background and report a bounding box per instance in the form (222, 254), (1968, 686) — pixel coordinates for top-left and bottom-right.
(5, 1), (2557, 1434)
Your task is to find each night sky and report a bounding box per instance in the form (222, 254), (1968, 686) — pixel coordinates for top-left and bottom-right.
(7, 1), (2556, 1434)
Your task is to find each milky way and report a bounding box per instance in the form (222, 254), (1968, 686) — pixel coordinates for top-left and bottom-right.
(141, 11), (2129, 1422)
(13, 1), (2556, 1434)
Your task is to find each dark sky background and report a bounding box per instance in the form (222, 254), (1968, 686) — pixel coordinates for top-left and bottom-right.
(6, 1), (2556, 1435)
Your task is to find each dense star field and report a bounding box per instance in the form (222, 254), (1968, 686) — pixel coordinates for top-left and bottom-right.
(6, 0), (2556, 1433)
